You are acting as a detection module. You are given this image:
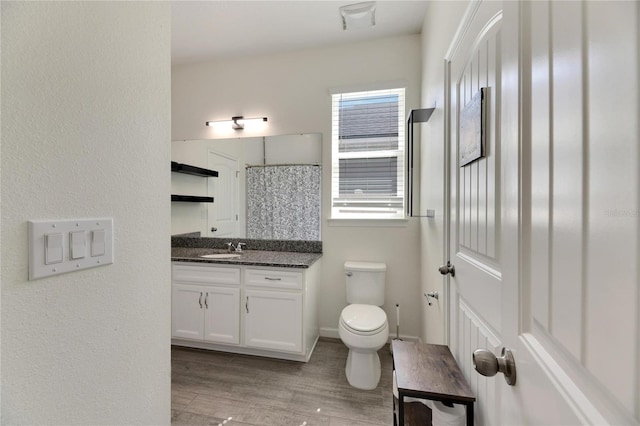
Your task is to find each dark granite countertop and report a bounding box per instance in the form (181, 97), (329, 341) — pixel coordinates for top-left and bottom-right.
(171, 247), (322, 269)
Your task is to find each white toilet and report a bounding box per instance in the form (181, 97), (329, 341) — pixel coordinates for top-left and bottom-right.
(338, 261), (389, 390)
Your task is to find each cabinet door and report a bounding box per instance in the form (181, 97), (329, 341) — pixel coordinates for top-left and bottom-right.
(244, 289), (302, 353)
(172, 284), (204, 340)
(203, 286), (240, 345)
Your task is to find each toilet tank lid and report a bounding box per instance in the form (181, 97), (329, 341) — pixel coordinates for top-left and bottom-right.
(344, 261), (387, 272)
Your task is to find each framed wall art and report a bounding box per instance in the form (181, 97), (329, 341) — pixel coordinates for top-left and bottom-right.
(459, 87), (487, 167)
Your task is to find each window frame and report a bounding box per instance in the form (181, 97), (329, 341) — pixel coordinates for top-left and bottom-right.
(330, 87), (407, 220)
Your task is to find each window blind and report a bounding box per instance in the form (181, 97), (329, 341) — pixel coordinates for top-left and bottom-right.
(331, 88), (405, 219)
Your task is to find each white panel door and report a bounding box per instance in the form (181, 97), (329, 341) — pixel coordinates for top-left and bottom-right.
(203, 286), (240, 345)
(447, 1), (639, 425)
(208, 150), (239, 237)
(244, 289), (303, 353)
(172, 284), (204, 340)
(446, 2), (504, 424)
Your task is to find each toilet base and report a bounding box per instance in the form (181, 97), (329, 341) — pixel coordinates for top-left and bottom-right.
(345, 349), (381, 390)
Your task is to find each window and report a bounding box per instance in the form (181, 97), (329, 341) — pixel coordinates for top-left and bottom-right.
(331, 87), (405, 219)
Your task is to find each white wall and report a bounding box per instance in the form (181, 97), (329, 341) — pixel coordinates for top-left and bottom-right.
(172, 35), (424, 340)
(418, 1), (470, 343)
(1, 2), (171, 423)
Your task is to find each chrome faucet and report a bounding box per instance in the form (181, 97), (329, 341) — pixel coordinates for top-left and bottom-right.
(227, 242), (246, 253)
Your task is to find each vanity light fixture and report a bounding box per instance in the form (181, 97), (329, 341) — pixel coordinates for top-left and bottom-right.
(340, 1), (376, 31)
(205, 116), (268, 130)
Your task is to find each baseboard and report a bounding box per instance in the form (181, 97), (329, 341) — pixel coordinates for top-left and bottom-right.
(319, 327), (340, 339)
(319, 327), (420, 343)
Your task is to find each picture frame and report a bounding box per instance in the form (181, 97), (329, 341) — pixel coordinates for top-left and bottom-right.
(459, 87), (487, 167)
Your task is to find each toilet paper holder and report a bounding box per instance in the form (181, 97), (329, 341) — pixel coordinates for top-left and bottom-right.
(424, 291), (439, 306)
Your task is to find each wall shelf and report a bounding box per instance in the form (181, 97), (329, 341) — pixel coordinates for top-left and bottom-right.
(171, 162), (218, 204)
(171, 195), (214, 203)
(171, 161), (219, 177)
(408, 108), (435, 124)
(406, 108), (436, 217)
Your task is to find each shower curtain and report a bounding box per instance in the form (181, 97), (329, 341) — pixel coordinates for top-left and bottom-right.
(246, 165), (321, 240)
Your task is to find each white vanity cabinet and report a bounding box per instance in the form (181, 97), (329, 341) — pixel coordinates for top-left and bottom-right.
(171, 259), (320, 362)
(172, 263), (241, 345)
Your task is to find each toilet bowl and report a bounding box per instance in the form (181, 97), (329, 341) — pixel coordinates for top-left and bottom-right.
(339, 303), (389, 390)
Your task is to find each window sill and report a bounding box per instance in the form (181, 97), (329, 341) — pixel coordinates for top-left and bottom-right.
(327, 218), (409, 228)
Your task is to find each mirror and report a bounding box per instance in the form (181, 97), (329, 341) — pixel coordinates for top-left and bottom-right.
(171, 133), (322, 241)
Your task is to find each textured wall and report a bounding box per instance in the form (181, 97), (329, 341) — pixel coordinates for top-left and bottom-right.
(1, 2), (171, 423)
(172, 35), (424, 340)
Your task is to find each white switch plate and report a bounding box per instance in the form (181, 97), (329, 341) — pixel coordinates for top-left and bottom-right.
(28, 218), (113, 280)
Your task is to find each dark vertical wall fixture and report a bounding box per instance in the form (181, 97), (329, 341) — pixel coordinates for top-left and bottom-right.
(406, 108), (435, 217)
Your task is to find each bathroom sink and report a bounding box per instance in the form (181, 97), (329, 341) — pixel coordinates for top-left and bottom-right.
(200, 253), (242, 259)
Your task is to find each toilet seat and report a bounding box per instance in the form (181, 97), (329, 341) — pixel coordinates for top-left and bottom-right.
(340, 304), (387, 336)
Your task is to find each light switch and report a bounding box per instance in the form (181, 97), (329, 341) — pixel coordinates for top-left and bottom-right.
(91, 229), (105, 257)
(70, 230), (86, 259)
(45, 233), (63, 264)
(29, 218), (113, 280)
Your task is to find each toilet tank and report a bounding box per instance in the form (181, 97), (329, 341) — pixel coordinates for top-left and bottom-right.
(344, 261), (387, 305)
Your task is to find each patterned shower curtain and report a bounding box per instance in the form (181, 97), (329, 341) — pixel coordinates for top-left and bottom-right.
(246, 165), (321, 240)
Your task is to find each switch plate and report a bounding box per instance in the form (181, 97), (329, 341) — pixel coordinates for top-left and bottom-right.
(28, 218), (113, 280)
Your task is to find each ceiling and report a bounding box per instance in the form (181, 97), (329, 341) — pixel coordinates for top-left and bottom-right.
(171, 1), (429, 64)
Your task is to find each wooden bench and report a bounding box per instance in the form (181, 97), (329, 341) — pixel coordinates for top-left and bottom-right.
(392, 341), (475, 425)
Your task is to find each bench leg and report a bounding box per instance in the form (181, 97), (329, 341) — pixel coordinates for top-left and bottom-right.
(393, 395), (397, 426)
(466, 402), (474, 425)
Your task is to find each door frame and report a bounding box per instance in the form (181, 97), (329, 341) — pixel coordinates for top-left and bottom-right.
(442, 0), (488, 348)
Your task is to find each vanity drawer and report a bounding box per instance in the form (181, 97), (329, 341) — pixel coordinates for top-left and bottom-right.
(245, 268), (303, 290)
(173, 263), (241, 286)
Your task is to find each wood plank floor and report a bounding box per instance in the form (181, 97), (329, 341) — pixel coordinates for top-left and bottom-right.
(172, 338), (394, 425)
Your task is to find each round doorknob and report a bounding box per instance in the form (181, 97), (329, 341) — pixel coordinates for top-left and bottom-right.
(473, 347), (517, 386)
(438, 261), (455, 277)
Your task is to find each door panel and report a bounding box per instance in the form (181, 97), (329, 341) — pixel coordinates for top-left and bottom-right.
(448, 3), (504, 425)
(172, 284), (204, 340)
(521, 0), (640, 421)
(458, 300), (500, 426)
(447, 1), (639, 425)
(203, 286), (240, 345)
(584, 1), (639, 410)
(244, 289), (302, 353)
(208, 150), (239, 237)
